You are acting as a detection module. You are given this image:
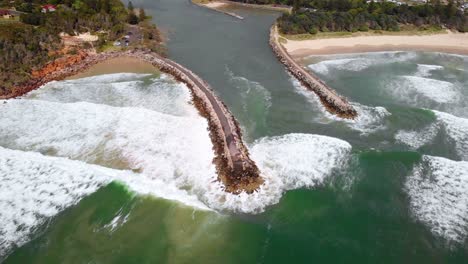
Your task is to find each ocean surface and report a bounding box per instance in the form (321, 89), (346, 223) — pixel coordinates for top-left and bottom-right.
(1, 0), (468, 263)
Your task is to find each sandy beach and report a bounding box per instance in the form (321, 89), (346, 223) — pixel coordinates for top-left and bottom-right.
(205, 1), (226, 8)
(283, 32), (468, 58)
(68, 56), (158, 80)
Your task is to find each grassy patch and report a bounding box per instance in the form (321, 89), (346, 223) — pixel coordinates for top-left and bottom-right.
(0, 16), (20, 24)
(97, 42), (123, 53)
(282, 27), (447, 41)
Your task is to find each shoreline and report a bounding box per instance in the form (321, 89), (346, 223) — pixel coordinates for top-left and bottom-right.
(67, 56), (158, 80)
(192, 0), (291, 19)
(282, 32), (468, 59)
(192, 1), (244, 19)
(217, 0), (291, 13)
(2, 50), (262, 194)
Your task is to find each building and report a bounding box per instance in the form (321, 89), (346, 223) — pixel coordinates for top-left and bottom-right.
(0, 9), (14, 19)
(41, 4), (57, 13)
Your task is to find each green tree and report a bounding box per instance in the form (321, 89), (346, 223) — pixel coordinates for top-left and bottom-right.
(127, 1), (134, 12)
(139, 8), (146, 22)
(128, 12), (139, 24)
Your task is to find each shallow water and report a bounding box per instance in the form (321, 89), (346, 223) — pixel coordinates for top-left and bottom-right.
(1, 0), (468, 263)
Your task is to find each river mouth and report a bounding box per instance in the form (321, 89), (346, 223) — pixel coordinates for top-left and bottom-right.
(1, 0), (468, 262)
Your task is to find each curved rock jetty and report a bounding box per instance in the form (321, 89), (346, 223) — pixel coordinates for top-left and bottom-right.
(131, 50), (262, 193)
(270, 25), (358, 119)
(1, 49), (262, 194)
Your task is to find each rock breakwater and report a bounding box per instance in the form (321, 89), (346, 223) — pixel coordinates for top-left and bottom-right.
(269, 25), (358, 119)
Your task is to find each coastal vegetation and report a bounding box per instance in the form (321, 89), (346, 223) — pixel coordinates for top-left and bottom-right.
(230, 0), (467, 33)
(0, 0), (162, 95)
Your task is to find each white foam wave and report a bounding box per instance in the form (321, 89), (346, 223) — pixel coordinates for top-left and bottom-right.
(406, 155), (468, 243)
(0, 85), (351, 215)
(291, 77), (390, 135)
(251, 133), (352, 190)
(416, 64), (443, 77)
(0, 146), (210, 257)
(390, 76), (460, 104)
(308, 58), (370, 75)
(0, 99), (216, 184)
(433, 111), (468, 161)
(205, 133), (352, 213)
(0, 74), (355, 256)
(394, 110), (468, 160)
(307, 51), (417, 75)
(25, 73), (195, 117)
(395, 123), (439, 149)
(66, 72), (152, 83)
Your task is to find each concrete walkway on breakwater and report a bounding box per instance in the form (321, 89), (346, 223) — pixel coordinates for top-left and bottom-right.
(270, 25), (358, 119)
(3, 50), (262, 193)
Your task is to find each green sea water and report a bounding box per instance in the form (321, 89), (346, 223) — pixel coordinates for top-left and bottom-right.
(1, 0), (468, 263)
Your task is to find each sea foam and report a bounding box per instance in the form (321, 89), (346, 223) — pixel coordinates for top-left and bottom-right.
(0, 98), (352, 213)
(395, 123), (440, 150)
(395, 110), (468, 161)
(406, 155), (468, 243)
(389, 76), (460, 104)
(0, 146), (210, 258)
(0, 74), (352, 214)
(26, 73), (195, 117)
(0, 73), (353, 258)
(433, 110), (468, 161)
(307, 51), (417, 75)
(416, 64), (444, 77)
(291, 77), (390, 135)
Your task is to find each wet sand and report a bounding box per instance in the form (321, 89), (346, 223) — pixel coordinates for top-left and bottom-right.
(68, 56), (158, 80)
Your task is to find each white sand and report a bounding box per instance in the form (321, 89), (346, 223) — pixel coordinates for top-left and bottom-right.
(204, 1), (226, 8)
(283, 31), (468, 57)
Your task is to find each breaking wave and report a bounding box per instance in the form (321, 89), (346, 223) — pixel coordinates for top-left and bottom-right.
(433, 111), (468, 161)
(26, 73), (195, 117)
(389, 76), (460, 104)
(406, 155), (468, 243)
(0, 146), (210, 258)
(307, 51), (417, 75)
(0, 74), (353, 256)
(291, 77), (390, 135)
(416, 64), (444, 77)
(395, 123), (440, 150)
(395, 110), (468, 161)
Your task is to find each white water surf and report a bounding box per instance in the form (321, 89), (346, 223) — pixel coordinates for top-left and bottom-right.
(0, 73), (353, 256)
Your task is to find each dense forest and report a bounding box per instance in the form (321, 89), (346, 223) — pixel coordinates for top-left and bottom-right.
(231, 0), (467, 33)
(0, 0), (160, 93)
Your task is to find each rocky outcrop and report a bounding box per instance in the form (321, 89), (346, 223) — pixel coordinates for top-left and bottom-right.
(1, 49), (263, 194)
(0, 51), (118, 99)
(269, 25), (358, 119)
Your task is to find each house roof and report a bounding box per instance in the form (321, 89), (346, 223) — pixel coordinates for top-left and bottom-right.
(42, 4), (57, 9)
(0, 9), (11, 15)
